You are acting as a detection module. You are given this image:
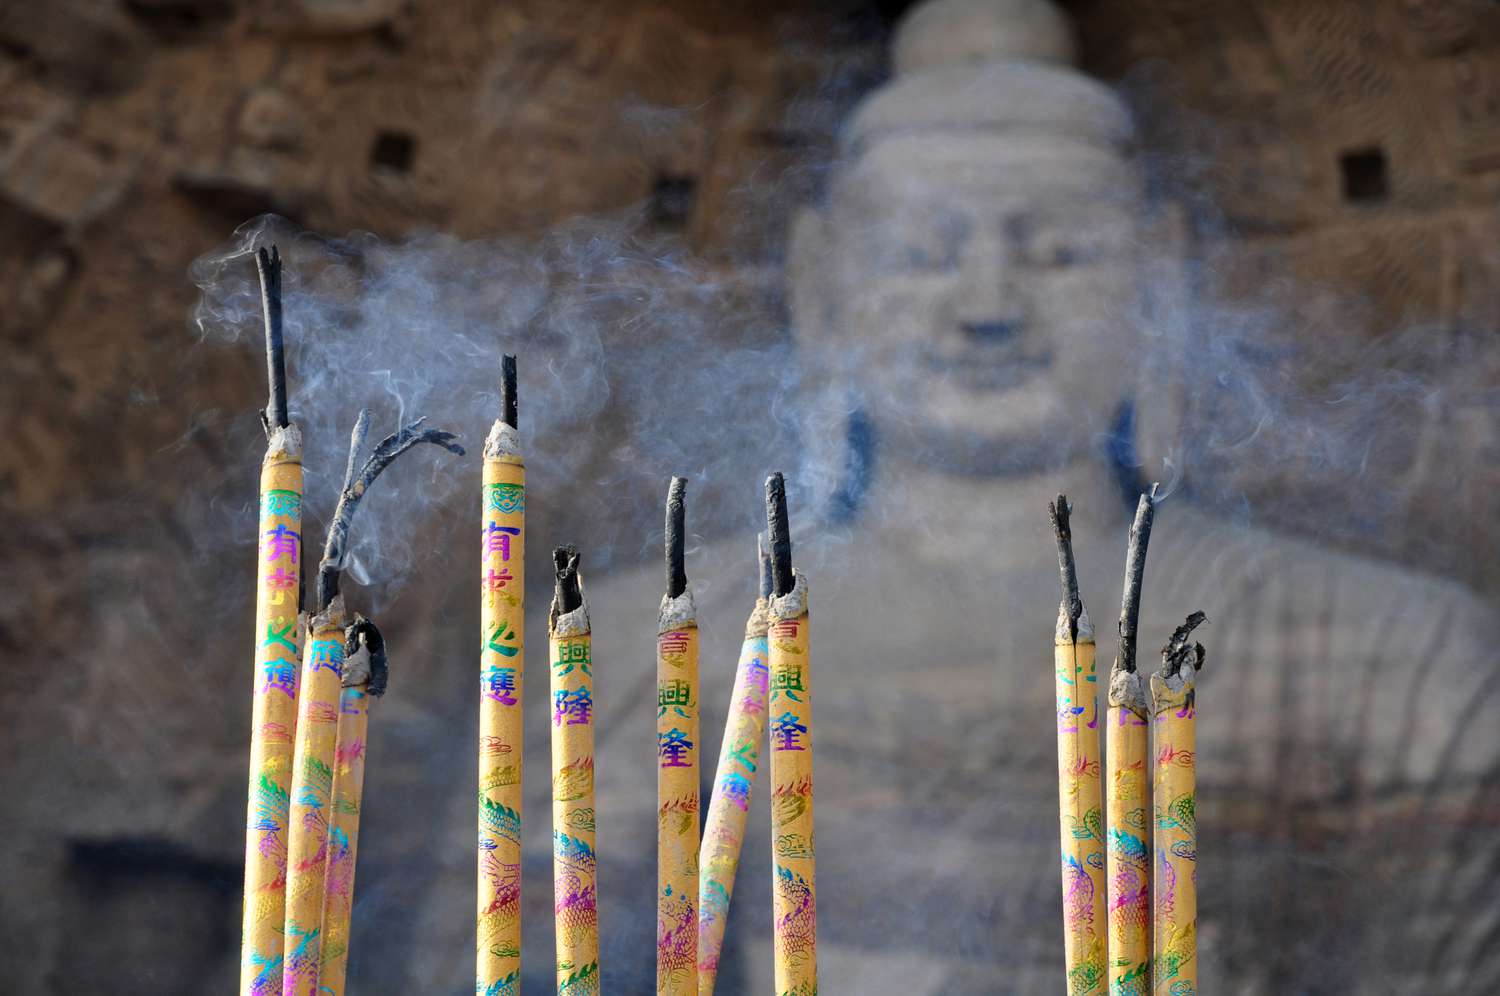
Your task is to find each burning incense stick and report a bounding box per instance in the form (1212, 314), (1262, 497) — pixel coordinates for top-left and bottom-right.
(1107, 491), (1156, 996)
(657, 478), (699, 995)
(478, 355), (526, 996)
(766, 473), (816, 996)
(319, 617), (387, 996)
(242, 245), (304, 996)
(549, 546), (599, 993)
(696, 535), (773, 996)
(1049, 495), (1106, 996)
(284, 411), (462, 996)
(1151, 612), (1206, 996)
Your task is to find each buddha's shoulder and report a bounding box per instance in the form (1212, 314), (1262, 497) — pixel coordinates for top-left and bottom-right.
(1153, 505), (1496, 649)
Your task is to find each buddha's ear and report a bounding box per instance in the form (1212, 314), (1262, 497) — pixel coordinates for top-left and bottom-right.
(787, 205), (831, 343)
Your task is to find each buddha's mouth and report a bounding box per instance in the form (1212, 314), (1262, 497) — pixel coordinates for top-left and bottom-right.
(921, 340), (1054, 392)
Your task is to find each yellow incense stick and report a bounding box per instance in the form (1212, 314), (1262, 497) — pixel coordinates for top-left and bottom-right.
(550, 547), (599, 993)
(766, 474), (815, 996)
(286, 407), (462, 996)
(1050, 496), (1106, 996)
(1106, 698), (1150, 995)
(1151, 613), (1205, 996)
(478, 370), (525, 996)
(241, 244), (302, 996)
(697, 538), (773, 996)
(1107, 494), (1156, 996)
(242, 422), (303, 996)
(319, 619), (384, 996)
(282, 602), (349, 996)
(657, 477), (698, 995)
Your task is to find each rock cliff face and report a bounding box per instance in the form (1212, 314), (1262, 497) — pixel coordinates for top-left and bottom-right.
(0, 2), (1496, 992)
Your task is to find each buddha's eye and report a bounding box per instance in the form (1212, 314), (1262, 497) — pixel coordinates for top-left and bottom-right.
(1023, 225), (1108, 268)
(866, 210), (970, 273)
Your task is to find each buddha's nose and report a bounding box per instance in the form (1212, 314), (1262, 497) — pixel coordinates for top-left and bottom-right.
(955, 231), (1024, 343)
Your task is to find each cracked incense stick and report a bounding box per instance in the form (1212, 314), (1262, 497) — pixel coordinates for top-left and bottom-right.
(1107, 491), (1156, 996)
(696, 535), (773, 996)
(549, 546), (599, 994)
(766, 473), (816, 996)
(1151, 612), (1206, 996)
(243, 245), (304, 996)
(1050, 494), (1106, 996)
(284, 411), (462, 996)
(318, 617), (387, 996)
(657, 477), (699, 995)
(478, 355), (526, 996)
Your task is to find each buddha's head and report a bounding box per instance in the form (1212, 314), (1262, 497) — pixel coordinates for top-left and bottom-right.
(791, 0), (1150, 475)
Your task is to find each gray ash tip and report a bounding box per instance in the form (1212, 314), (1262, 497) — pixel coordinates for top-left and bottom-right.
(765, 472), (793, 598)
(1048, 493), (1083, 642)
(1162, 610), (1208, 678)
(500, 353), (517, 429)
(666, 477), (687, 598)
(553, 545), (582, 614)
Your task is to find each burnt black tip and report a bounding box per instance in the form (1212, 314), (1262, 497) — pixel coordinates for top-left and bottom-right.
(500, 354), (517, 429)
(344, 617), (389, 696)
(1048, 493), (1082, 641)
(765, 473), (793, 598)
(757, 532), (774, 600)
(666, 477), (688, 598)
(256, 243), (288, 431)
(1117, 491), (1157, 674)
(553, 545), (582, 614)
(1162, 610), (1208, 677)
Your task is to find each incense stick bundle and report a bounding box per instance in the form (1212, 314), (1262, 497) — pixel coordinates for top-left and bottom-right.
(656, 478), (699, 996)
(283, 411), (462, 996)
(283, 601), (350, 996)
(696, 537), (773, 996)
(1049, 495), (1106, 996)
(1107, 493), (1156, 995)
(1151, 613), (1205, 996)
(766, 473), (817, 996)
(318, 618), (386, 996)
(478, 356), (526, 996)
(549, 546), (599, 993)
(242, 245), (304, 996)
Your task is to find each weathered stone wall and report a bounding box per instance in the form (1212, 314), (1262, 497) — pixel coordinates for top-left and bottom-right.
(1, 1), (1496, 992)
(0, 3), (881, 991)
(1072, 0), (1500, 592)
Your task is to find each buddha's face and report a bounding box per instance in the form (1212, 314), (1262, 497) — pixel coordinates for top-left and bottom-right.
(797, 133), (1144, 472)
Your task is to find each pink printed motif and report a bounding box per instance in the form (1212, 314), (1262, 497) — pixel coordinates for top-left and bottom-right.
(773, 865), (817, 966)
(481, 853), (521, 924)
(656, 891), (696, 986)
(1062, 853), (1096, 934)
(553, 833), (597, 942)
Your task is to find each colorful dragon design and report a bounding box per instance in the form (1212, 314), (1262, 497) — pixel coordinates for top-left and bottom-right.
(1062, 852), (1097, 935)
(479, 795), (521, 847)
(773, 864), (817, 969)
(477, 970), (521, 996)
(558, 961), (600, 995)
(554, 831), (598, 945)
(1107, 829), (1150, 932)
(656, 889), (696, 990)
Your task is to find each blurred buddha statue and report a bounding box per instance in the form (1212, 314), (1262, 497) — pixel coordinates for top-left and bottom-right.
(420, 1), (1500, 990)
(763, 0), (1500, 989)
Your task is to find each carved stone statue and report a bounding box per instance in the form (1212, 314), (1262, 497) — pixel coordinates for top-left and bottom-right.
(556, 0), (1500, 989)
